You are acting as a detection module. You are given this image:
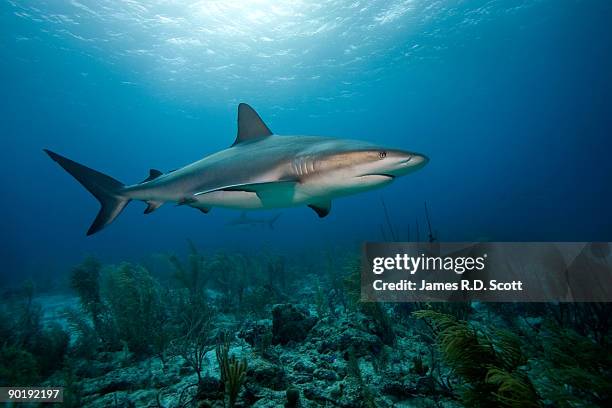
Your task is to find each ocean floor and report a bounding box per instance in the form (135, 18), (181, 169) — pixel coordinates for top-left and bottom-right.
(1, 254), (610, 407)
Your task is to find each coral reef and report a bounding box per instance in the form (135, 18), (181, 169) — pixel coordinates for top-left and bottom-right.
(0, 247), (610, 407)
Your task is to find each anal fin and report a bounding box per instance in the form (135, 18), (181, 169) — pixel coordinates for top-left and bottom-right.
(144, 201), (163, 214)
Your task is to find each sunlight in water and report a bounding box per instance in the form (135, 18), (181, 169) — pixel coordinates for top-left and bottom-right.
(7, 0), (424, 100)
(191, 0), (306, 30)
(5, 0), (524, 103)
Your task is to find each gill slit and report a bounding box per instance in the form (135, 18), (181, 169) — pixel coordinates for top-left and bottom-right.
(293, 156), (315, 177)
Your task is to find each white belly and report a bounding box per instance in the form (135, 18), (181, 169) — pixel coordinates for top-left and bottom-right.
(189, 175), (393, 210)
(191, 190), (266, 209)
(190, 188), (310, 210)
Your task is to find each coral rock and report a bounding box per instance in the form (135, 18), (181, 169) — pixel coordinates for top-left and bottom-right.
(248, 359), (287, 391)
(271, 304), (317, 345)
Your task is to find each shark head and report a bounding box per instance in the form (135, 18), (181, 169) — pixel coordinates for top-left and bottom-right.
(300, 140), (429, 197)
(349, 147), (429, 178)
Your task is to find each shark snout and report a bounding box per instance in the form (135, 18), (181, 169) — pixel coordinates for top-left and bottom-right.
(404, 153), (429, 167)
(386, 151), (429, 176)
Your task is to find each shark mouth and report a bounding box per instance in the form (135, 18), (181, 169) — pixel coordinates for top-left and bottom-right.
(358, 173), (396, 179)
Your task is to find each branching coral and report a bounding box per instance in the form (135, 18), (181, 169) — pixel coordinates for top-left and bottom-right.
(549, 302), (612, 347)
(172, 313), (213, 385)
(69, 257), (122, 350)
(485, 367), (540, 408)
(538, 322), (611, 407)
(342, 258), (396, 345)
(69, 257), (102, 321)
(168, 239), (207, 304)
(0, 281), (69, 383)
(102, 263), (170, 357)
(414, 310), (541, 408)
(216, 333), (247, 408)
(0, 345), (39, 386)
(65, 307), (99, 359)
(346, 346), (377, 408)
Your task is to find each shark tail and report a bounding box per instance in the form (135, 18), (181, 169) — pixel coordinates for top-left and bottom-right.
(44, 149), (131, 236)
(268, 213), (281, 230)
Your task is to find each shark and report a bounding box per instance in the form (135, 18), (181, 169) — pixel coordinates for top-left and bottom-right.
(45, 103), (429, 236)
(226, 212), (282, 229)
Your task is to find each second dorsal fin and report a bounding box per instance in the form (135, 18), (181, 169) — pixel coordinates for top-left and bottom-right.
(141, 169), (163, 183)
(232, 103), (272, 146)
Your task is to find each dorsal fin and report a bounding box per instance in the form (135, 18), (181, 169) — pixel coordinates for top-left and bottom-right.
(141, 169), (163, 183)
(232, 103), (272, 146)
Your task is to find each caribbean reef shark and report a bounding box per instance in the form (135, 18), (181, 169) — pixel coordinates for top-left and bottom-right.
(226, 212), (281, 229)
(45, 103), (428, 235)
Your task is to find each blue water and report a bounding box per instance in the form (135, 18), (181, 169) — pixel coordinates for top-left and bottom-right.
(1, 0), (611, 284)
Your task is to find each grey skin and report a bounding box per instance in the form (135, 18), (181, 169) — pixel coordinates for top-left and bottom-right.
(226, 212), (282, 229)
(44, 103), (428, 235)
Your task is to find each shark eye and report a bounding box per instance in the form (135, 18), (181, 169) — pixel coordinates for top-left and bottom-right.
(378, 151), (387, 159)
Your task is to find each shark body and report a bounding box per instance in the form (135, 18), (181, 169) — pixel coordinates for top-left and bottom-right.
(45, 103), (428, 235)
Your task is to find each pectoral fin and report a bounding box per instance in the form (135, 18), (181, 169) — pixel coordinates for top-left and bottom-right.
(308, 200), (332, 218)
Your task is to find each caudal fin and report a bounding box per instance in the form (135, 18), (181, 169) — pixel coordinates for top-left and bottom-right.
(44, 149), (130, 236)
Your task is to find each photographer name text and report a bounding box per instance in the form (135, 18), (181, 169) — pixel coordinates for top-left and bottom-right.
(372, 279), (523, 292)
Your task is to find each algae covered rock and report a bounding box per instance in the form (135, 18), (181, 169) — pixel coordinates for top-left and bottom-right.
(271, 304), (317, 345)
(310, 315), (383, 357)
(238, 319), (273, 347)
(196, 375), (223, 402)
(285, 387), (300, 407)
(247, 358), (287, 390)
(382, 380), (417, 399)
